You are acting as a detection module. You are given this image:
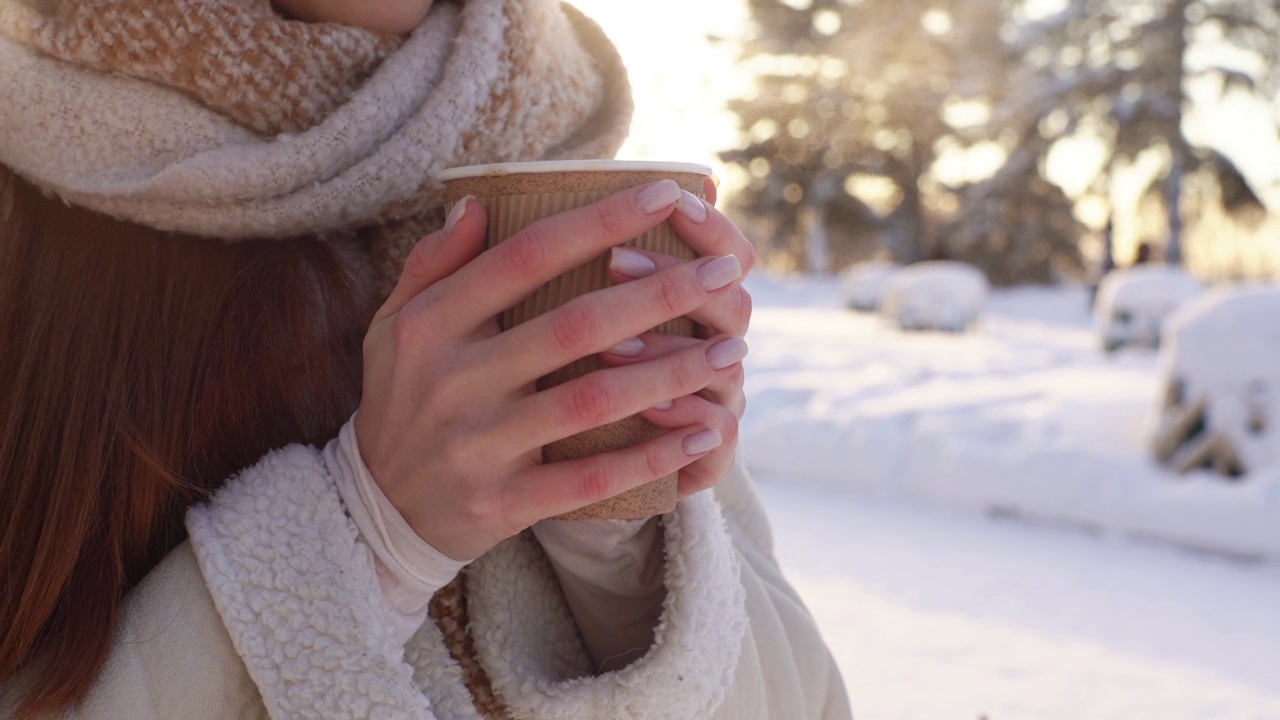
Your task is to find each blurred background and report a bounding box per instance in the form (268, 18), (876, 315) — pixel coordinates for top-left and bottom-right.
(574, 1), (1280, 718)
(580, 0), (1280, 281)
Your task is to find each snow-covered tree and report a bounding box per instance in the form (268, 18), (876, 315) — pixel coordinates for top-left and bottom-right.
(935, 167), (1086, 285)
(982, 0), (1275, 266)
(722, 0), (1274, 280)
(720, 0), (996, 272)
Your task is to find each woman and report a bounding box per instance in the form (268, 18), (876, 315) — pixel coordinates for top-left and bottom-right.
(0, 0), (851, 717)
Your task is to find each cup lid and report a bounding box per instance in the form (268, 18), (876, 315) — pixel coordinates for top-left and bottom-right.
(436, 159), (713, 182)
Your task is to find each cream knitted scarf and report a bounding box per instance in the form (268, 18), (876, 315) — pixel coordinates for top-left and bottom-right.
(0, 0), (632, 291)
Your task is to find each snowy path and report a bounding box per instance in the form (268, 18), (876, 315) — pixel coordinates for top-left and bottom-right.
(760, 478), (1280, 719)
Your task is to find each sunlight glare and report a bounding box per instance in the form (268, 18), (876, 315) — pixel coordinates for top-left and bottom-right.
(569, 0), (751, 182)
(569, 0), (1280, 211)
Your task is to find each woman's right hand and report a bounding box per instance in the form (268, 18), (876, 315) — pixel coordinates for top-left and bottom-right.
(354, 181), (744, 561)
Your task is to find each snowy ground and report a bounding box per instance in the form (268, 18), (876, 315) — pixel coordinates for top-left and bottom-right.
(744, 274), (1280, 560)
(743, 273), (1280, 719)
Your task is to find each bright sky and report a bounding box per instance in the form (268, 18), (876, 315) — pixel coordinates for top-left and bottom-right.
(569, 0), (750, 173)
(571, 0), (1280, 212)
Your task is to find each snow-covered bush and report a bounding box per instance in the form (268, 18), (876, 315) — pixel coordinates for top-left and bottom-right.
(879, 261), (988, 332)
(1153, 286), (1280, 478)
(839, 260), (902, 311)
(1094, 266), (1201, 352)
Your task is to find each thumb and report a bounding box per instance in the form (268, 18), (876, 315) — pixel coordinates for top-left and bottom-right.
(375, 196), (487, 322)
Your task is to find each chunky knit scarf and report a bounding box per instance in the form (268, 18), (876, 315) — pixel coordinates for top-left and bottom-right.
(0, 0), (632, 293)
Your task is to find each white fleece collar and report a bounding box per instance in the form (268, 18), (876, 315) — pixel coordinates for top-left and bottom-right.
(187, 444), (747, 719)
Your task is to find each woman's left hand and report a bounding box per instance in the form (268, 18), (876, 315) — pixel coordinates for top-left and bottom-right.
(601, 179), (754, 499)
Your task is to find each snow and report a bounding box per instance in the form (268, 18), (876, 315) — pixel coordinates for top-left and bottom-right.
(879, 261), (989, 332)
(1160, 286), (1280, 474)
(742, 271), (1280, 717)
(1094, 265), (1202, 351)
(838, 260), (902, 311)
(761, 482), (1280, 720)
(743, 272), (1280, 560)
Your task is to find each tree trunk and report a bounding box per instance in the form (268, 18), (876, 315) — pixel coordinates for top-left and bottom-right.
(1164, 0), (1191, 267)
(887, 154), (926, 264)
(804, 204), (829, 274)
(886, 209), (921, 264)
(1164, 147), (1187, 266)
(1102, 218), (1116, 274)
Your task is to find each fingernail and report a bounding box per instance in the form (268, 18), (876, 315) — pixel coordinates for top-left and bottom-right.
(653, 399), (674, 410)
(707, 336), (748, 370)
(683, 428), (722, 455)
(675, 190), (708, 223)
(607, 337), (645, 357)
(610, 247), (657, 278)
(697, 255), (742, 291)
(444, 196), (471, 235)
(634, 180), (682, 214)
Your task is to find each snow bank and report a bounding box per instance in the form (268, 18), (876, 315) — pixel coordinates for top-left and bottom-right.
(838, 260), (901, 311)
(1155, 286), (1280, 476)
(743, 273), (1280, 561)
(1094, 266), (1201, 352)
(879, 261), (988, 332)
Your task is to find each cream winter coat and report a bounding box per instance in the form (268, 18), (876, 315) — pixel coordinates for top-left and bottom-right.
(1, 452), (848, 719)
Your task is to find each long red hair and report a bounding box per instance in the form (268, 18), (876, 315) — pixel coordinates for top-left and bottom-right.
(0, 168), (377, 717)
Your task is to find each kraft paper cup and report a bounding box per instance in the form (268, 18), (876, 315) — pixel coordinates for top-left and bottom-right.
(438, 160), (712, 520)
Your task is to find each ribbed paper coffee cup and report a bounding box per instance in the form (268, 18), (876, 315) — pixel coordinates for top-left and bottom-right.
(439, 160), (711, 520)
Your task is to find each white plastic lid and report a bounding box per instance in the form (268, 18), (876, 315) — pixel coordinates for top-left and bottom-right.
(436, 159), (713, 182)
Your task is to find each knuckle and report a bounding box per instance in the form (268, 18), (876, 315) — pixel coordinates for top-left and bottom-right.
(576, 461), (614, 501)
(722, 413), (740, 445)
(401, 240), (434, 281)
(668, 354), (702, 393)
(565, 376), (614, 427)
(654, 272), (689, 318)
(550, 299), (600, 355)
(388, 288), (450, 347)
(462, 490), (500, 528)
(735, 289), (754, 333)
(592, 198), (631, 237)
(389, 312), (422, 348)
(645, 446), (670, 480)
(723, 363), (746, 387)
(743, 239), (758, 271)
(500, 226), (550, 279)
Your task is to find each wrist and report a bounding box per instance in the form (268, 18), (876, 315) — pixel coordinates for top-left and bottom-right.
(327, 416), (469, 596)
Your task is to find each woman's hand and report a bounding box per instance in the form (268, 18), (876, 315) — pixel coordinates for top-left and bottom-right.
(355, 181), (746, 561)
(601, 178), (754, 499)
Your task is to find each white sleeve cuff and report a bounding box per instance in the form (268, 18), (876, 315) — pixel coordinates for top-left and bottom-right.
(531, 516), (666, 671)
(324, 415), (468, 644)
(531, 517), (663, 596)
